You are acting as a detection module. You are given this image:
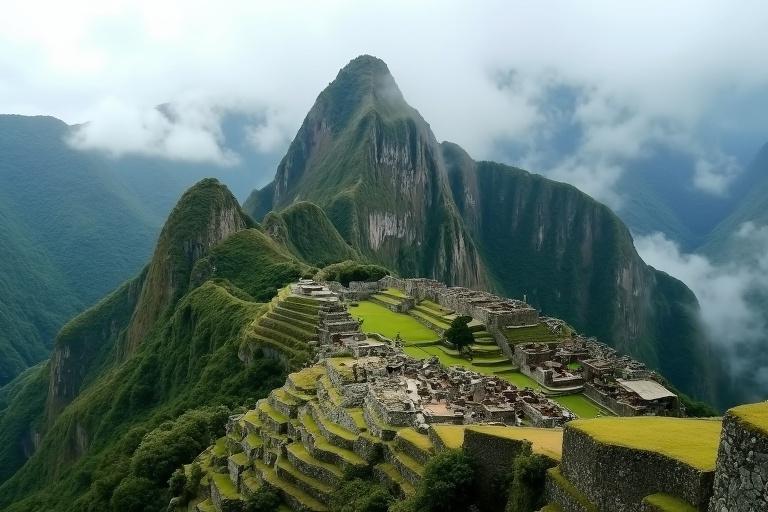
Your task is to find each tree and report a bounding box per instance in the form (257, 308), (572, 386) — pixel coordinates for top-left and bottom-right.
(244, 486), (281, 512)
(444, 316), (474, 355)
(330, 479), (393, 512)
(505, 453), (556, 512)
(407, 449), (478, 512)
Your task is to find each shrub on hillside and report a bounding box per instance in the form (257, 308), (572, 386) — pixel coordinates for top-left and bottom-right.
(314, 260), (390, 286)
(244, 486), (281, 512)
(504, 453), (556, 512)
(391, 450), (478, 512)
(330, 479), (394, 512)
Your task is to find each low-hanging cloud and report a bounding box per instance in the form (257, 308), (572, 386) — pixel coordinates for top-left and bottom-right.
(2, 0), (768, 192)
(68, 97), (239, 165)
(636, 224), (768, 397)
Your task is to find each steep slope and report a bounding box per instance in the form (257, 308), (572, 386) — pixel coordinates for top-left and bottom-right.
(122, 178), (251, 357)
(245, 56), (728, 405)
(701, 142), (768, 259)
(0, 115), (161, 385)
(0, 179), (315, 511)
(263, 201), (358, 267)
(442, 143), (723, 400)
(0, 203), (79, 384)
(244, 56), (486, 287)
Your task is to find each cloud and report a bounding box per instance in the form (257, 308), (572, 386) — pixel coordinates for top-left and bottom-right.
(635, 225), (768, 397)
(1, 0), (768, 190)
(68, 97), (239, 165)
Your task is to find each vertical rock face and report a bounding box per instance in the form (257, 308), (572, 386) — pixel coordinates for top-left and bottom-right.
(122, 178), (250, 357)
(708, 403), (768, 512)
(46, 273), (145, 421)
(245, 55), (487, 289)
(244, 55), (725, 404)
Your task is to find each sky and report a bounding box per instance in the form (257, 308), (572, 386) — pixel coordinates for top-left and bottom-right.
(2, 0), (768, 394)
(3, 0), (768, 199)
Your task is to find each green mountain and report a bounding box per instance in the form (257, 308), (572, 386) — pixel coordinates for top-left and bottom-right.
(0, 112), (282, 386)
(701, 143), (768, 259)
(0, 115), (163, 385)
(0, 179), (322, 511)
(245, 56), (730, 405)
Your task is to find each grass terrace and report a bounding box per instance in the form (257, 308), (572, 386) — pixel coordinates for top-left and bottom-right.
(553, 394), (612, 419)
(349, 301), (438, 342)
(729, 401), (768, 434)
(468, 425), (563, 461)
(569, 417), (722, 471)
(503, 323), (563, 345)
(432, 425), (466, 450)
(642, 493), (697, 512)
(431, 425), (563, 460)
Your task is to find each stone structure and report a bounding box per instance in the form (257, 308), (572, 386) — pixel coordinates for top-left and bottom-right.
(707, 402), (768, 512)
(378, 276), (539, 329)
(553, 424), (716, 511)
(543, 402), (768, 512)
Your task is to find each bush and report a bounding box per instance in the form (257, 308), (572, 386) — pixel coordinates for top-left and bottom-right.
(406, 450), (478, 512)
(505, 453), (556, 512)
(330, 479), (394, 512)
(444, 316), (474, 354)
(244, 486), (281, 512)
(314, 260), (390, 286)
(110, 476), (163, 512)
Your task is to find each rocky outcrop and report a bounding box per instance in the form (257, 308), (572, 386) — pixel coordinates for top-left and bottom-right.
(708, 403), (768, 512)
(122, 179), (249, 357)
(46, 271), (145, 421)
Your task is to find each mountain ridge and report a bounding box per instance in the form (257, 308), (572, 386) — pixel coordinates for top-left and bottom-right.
(245, 55), (730, 405)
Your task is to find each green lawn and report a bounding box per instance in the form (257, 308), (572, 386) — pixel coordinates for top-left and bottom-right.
(349, 301), (438, 342)
(570, 417), (722, 470)
(503, 324), (563, 345)
(500, 371), (542, 390)
(729, 401), (768, 434)
(553, 394), (611, 419)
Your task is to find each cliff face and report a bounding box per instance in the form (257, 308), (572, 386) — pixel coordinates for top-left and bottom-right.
(46, 272), (145, 422)
(245, 56), (725, 404)
(244, 56), (486, 288)
(122, 178), (250, 357)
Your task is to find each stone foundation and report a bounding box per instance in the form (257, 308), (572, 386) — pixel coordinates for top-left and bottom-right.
(707, 403), (768, 512)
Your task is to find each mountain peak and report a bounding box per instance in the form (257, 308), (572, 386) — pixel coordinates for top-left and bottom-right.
(314, 55), (410, 128)
(338, 54), (391, 77)
(121, 178), (250, 356)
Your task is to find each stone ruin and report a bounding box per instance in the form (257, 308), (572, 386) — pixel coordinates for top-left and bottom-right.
(513, 335), (680, 417)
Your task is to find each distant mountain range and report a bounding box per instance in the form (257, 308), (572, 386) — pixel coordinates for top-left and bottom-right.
(0, 113), (280, 385)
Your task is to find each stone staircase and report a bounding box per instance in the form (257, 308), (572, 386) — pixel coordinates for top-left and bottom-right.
(191, 357), (444, 512)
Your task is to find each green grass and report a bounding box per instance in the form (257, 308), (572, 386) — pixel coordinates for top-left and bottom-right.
(371, 293), (401, 305)
(553, 394), (611, 419)
(729, 401), (768, 434)
(467, 425), (563, 461)
(382, 288), (407, 298)
(502, 324), (563, 345)
(499, 371), (542, 390)
(396, 428), (433, 452)
(432, 425), (466, 450)
(349, 300), (438, 342)
(570, 417), (722, 470)
(642, 493), (697, 512)
(211, 473), (239, 499)
(288, 366), (326, 392)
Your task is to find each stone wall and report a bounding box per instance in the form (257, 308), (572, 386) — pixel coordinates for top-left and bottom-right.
(559, 427), (714, 511)
(464, 428), (538, 510)
(707, 405), (768, 512)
